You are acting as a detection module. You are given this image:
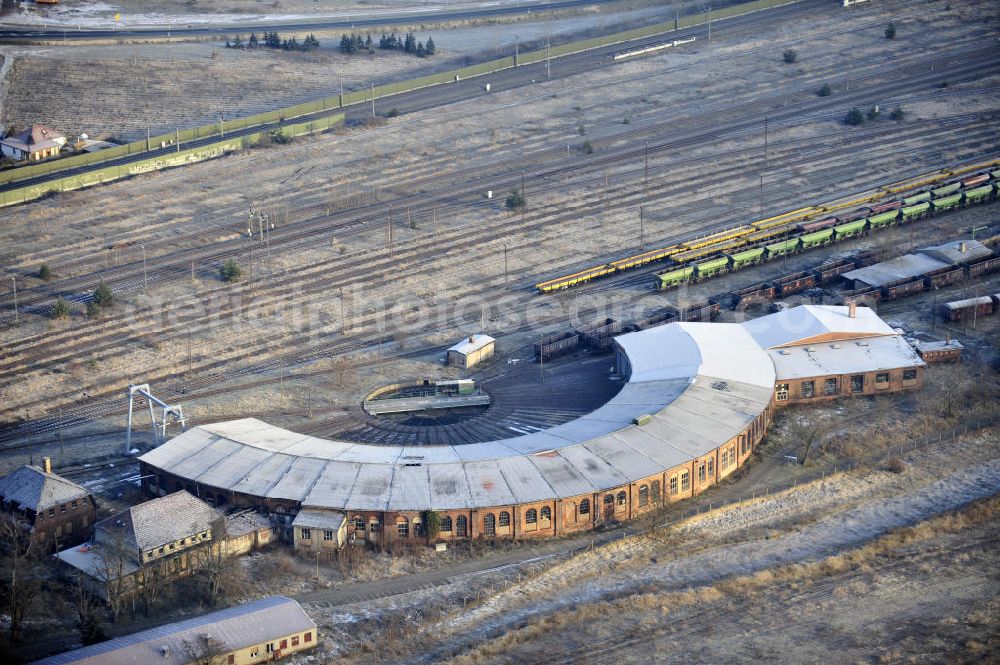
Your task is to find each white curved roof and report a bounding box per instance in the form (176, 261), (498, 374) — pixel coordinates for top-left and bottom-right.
(742, 304), (894, 349)
(140, 322), (775, 511)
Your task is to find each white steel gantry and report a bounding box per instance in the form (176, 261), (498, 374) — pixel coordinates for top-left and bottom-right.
(125, 383), (187, 453)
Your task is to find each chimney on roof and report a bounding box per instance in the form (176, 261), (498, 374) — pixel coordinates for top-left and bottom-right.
(469, 336), (475, 343)
(959, 242), (967, 253)
(43, 457), (52, 474)
(848, 302), (857, 319)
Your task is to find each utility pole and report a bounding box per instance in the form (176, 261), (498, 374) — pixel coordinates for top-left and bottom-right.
(175, 128), (180, 153)
(644, 141), (649, 191)
(546, 39), (551, 79)
(759, 174), (764, 216)
(370, 82), (376, 118)
(640, 206), (646, 249)
(219, 113), (224, 139)
(9, 276), (17, 324)
(388, 205), (393, 256)
(707, 4), (712, 41)
(539, 335), (545, 383)
(764, 115), (769, 169)
(139, 242), (147, 290)
(146, 126), (151, 151)
(520, 171), (526, 224)
(503, 243), (509, 283)
(514, 34), (519, 66)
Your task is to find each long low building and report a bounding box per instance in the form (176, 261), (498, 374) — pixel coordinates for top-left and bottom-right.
(138, 306), (924, 544)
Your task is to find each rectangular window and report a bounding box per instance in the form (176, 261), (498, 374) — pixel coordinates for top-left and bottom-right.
(60, 504), (66, 513)
(323, 530), (333, 541)
(71, 500), (78, 510)
(698, 463), (706, 482)
(266, 643), (275, 653)
(851, 375), (864, 393)
(776, 383), (789, 401)
(280, 639), (287, 649)
(707, 459), (714, 477)
(669, 476), (678, 495)
(876, 372), (889, 384)
(680, 471), (690, 492)
(228, 656), (235, 665)
(301, 528), (311, 540)
(800, 381), (815, 398)
(250, 648), (259, 657)
(292, 636), (300, 646)
(903, 369), (917, 381)
(49, 509), (55, 517)
(305, 632), (312, 643)
(721, 449), (729, 469)
(824, 378), (838, 395)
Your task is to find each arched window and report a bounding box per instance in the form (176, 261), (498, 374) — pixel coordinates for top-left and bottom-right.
(368, 517), (381, 533)
(616, 491), (627, 507)
(638, 485), (649, 507)
(412, 517), (424, 537)
(441, 516), (453, 533)
(540, 507), (551, 522)
(352, 515), (365, 532)
(498, 511), (510, 527)
(579, 499), (590, 515)
(651, 481), (661, 503)
(484, 513), (496, 536)
(396, 517), (409, 538)
(456, 515), (468, 537)
(525, 509), (537, 524)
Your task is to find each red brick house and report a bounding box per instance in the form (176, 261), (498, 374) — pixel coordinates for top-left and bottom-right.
(0, 461), (97, 551)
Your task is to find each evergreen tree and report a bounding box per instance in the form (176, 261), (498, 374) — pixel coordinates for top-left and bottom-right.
(416, 41), (426, 58)
(52, 297), (70, 320)
(340, 33), (351, 53)
(225, 39), (231, 49)
(232, 34), (243, 49)
(404, 32), (416, 53)
(93, 282), (114, 308)
(248, 32), (258, 48)
(425, 36), (436, 55)
(38, 263), (52, 281)
(365, 33), (372, 50)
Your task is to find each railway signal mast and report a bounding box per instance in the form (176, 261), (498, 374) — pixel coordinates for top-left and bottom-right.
(125, 383), (187, 453)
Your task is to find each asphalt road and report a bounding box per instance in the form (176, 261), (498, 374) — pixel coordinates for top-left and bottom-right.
(0, 0), (623, 40)
(0, 0), (829, 195)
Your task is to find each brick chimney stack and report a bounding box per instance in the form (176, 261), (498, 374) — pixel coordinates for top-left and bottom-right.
(43, 457), (52, 474)
(848, 302), (857, 319)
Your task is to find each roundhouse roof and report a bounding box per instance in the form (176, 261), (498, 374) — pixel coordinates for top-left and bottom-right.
(140, 322), (774, 512)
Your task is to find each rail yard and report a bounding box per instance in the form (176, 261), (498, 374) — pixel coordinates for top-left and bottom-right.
(1, 0), (999, 663)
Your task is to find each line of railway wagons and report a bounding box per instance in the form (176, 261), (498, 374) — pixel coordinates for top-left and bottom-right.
(839, 254), (1000, 306)
(654, 173), (1000, 290)
(533, 164), (1000, 294)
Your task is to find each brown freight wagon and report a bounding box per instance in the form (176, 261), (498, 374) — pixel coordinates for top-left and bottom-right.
(534, 332), (580, 361)
(870, 200), (903, 214)
(966, 256), (1000, 278)
(729, 282), (778, 309)
(940, 295), (998, 322)
(575, 318), (622, 348)
(678, 300), (721, 322)
(813, 259), (857, 284)
(772, 270), (817, 296)
(853, 248), (884, 268)
(923, 266), (965, 289)
(880, 278), (926, 301)
(633, 308), (678, 330)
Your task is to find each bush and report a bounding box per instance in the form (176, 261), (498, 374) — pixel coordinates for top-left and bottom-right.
(422, 510), (441, 541)
(220, 259), (241, 282)
(581, 141), (594, 154)
(886, 456), (907, 474)
(269, 128), (290, 144)
(92, 282), (114, 308)
(845, 108), (865, 126)
(890, 106), (905, 122)
(782, 48), (797, 64)
(505, 189), (526, 210)
(38, 263), (52, 281)
(85, 301), (100, 318)
(817, 83), (832, 97)
(866, 107), (881, 121)
(885, 22), (896, 39)
(52, 297), (70, 320)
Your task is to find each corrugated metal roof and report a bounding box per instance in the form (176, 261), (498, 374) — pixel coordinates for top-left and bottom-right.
(292, 508), (346, 531)
(448, 334), (495, 355)
(840, 254), (949, 289)
(919, 239), (991, 265)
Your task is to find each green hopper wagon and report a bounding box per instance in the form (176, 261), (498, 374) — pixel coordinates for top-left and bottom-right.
(655, 266), (694, 290)
(765, 238), (800, 257)
(902, 191), (931, 205)
(800, 228), (835, 248)
(729, 247), (766, 270)
(867, 210), (898, 229)
(963, 184), (994, 204)
(694, 256), (729, 280)
(900, 201), (931, 219)
(931, 182), (961, 198)
(833, 219), (866, 239)
(930, 193), (962, 212)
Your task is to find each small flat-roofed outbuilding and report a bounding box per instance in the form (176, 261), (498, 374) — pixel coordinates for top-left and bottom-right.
(292, 508), (347, 550)
(916, 339), (964, 363)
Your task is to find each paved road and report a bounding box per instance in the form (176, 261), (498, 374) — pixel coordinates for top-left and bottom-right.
(0, 0), (619, 40)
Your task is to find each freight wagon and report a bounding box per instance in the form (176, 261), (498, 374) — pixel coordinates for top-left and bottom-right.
(880, 278), (926, 301)
(536, 166), (1000, 294)
(772, 270), (817, 296)
(940, 294), (999, 322)
(534, 332), (579, 361)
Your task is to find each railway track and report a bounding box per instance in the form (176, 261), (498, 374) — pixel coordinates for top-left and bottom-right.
(3, 42), (997, 323)
(0, 115), (995, 447)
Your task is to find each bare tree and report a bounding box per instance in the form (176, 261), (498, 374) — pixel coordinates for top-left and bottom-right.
(183, 633), (228, 665)
(0, 513), (39, 641)
(139, 556), (170, 616)
(200, 518), (242, 607)
(93, 529), (134, 622)
(74, 573), (109, 645)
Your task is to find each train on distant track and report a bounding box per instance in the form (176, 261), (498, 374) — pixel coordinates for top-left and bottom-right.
(534, 163), (1000, 294)
(941, 293), (1000, 322)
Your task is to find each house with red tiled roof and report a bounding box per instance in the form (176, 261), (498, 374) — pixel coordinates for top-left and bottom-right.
(1, 124), (66, 162)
